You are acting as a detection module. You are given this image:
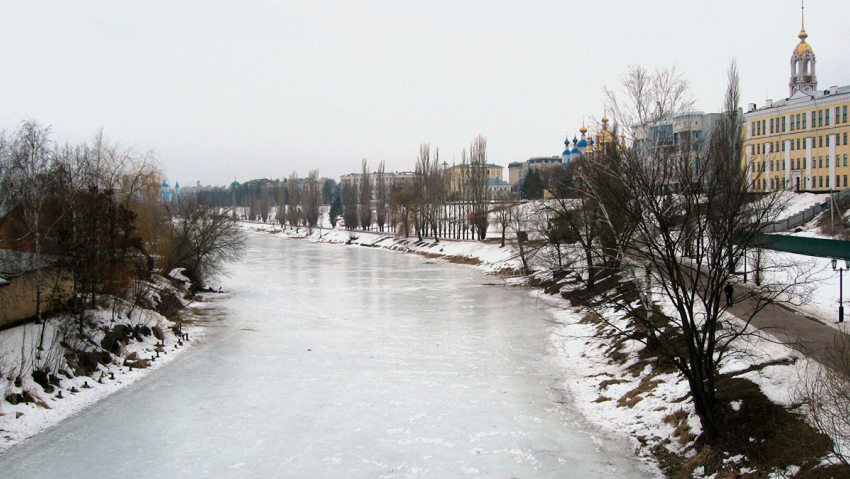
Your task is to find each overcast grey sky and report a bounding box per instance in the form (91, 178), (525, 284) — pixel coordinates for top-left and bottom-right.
(2, 1), (848, 186)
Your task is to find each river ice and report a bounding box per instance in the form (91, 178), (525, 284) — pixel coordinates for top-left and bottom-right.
(0, 233), (653, 478)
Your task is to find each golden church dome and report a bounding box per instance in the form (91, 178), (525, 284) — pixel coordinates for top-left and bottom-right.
(580, 124), (588, 134)
(795, 39), (813, 56)
(596, 114), (614, 144)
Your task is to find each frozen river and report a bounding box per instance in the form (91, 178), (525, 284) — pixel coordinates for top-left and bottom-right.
(0, 232), (652, 478)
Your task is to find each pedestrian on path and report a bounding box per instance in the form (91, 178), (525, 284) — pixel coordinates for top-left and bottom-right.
(724, 282), (734, 307)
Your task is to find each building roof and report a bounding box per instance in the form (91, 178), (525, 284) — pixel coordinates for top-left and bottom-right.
(451, 163), (504, 169)
(745, 84), (850, 117)
(0, 249), (62, 276)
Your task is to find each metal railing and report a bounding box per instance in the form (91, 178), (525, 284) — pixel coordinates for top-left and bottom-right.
(764, 188), (850, 233)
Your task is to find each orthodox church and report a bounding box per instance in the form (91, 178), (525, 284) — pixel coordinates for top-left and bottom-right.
(160, 180), (181, 203)
(561, 115), (623, 166)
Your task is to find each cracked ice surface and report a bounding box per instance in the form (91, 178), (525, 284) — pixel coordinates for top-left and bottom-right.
(0, 233), (652, 478)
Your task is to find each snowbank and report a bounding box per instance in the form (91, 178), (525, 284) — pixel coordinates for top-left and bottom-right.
(0, 277), (212, 453)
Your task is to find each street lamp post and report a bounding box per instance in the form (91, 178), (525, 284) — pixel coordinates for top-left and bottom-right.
(832, 258), (849, 323)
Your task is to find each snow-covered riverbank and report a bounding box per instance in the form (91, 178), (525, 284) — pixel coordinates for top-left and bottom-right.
(0, 275), (214, 453)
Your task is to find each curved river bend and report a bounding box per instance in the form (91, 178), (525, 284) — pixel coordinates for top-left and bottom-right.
(0, 233), (653, 478)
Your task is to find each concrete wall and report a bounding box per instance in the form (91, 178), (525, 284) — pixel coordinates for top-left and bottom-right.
(0, 267), (74, 329)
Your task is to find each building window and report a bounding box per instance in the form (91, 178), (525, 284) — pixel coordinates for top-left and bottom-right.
(844, 106), (848, 123)
(845, 154), (849, 167)
(770, 118), (774, 134)
(827, 136), (830, 147)
(845, 175), (847, 188)
(836, 107), (841, 124)
(819, 176), (823, 188)
(782, 141), (786, 152)
(797, 138), (801, 150)
(827, 156), (830, 167)
(819, 156), (823, 168)
(804, 158), (807, 169)
(826, 109), (831, 126)
(827, 176), (831, 188)
(782, 116), (786, 132)
(818, 110), (823, 127)
(845, 132), (848, 146)
(819, 136), (823, 148)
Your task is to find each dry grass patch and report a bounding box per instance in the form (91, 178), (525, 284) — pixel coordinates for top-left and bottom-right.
(598, 378), (629, 391)
(617, 376), (662, 408)
(663, 409), (695, 446)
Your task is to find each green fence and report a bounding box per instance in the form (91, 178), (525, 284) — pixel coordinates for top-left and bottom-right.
(757, 234), (850, 260)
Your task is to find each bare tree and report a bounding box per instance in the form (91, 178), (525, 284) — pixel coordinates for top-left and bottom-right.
(358, 159), (372, 231)
(415, 143), (445, 242)
(0, 132), (10, 212)
(304, 169), (321, 229)
(160, 197), (246, 287)
(285, 172), (301, 230)
(341, 183), (358, 230)
(508, 202), (544, 275)
(492, 195), (518, 248)
(796, 334), (850, 467)
(375, 161), (388, 232)
(539, 159), (606, 287)
(276, 179), (286, 227)
(390, 185), (415, 237)
(468, 135), (490, 240)
(258, 184), (271, 223)
(6, 121), (58, 329)
(582, 62), (806, 442)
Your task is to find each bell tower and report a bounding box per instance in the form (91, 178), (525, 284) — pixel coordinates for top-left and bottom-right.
(790, 1), (817, 96)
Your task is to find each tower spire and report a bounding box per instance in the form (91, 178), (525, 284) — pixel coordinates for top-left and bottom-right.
(789, 0), (816, 96)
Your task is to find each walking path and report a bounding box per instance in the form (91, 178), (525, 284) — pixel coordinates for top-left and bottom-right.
(728, 286), (845, 364)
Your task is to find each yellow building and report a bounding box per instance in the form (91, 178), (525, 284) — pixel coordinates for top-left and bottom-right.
(743, 8), (850, 192)
(447, 163), (504, 197)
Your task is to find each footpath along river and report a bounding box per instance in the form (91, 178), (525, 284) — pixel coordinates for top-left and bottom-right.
(0, 232), (654, 478)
